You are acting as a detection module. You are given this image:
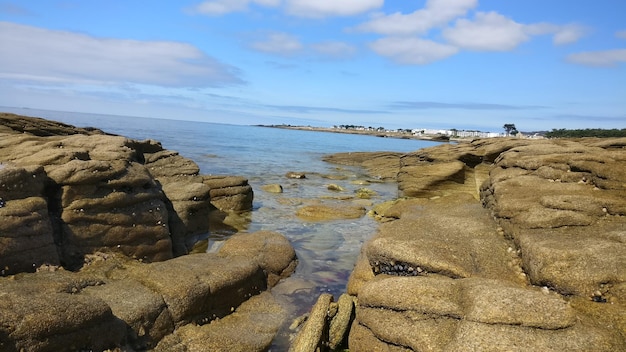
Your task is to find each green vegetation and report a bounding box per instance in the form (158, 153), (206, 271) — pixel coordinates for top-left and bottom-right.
(545, 128), (626, 138)
(503, 123), (519, 136)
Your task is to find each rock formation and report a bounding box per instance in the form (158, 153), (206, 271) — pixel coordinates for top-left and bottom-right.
(0, 112), (254, 272)
(327, 137), (626, 351)
(0, 113), (282, 351)
(0, 231), (297, 351)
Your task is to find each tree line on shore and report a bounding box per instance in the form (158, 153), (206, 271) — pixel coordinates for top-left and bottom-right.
(545, 128), (626, 138)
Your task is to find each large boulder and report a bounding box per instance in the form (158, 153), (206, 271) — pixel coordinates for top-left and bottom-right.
(351, 276), (623, 351)
(218, 231), (298, 287)
(0, 113), (254, 271)
(481, 139), (626, 297)
(0, 132), (175, 269)
(335, 137), (626, 351)
(0, 231), (298, 351)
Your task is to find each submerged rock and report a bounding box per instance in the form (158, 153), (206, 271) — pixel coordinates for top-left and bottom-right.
(261, 183), (284, 193)
(285, 171), (306, 179)
(296, 203), (366, 221)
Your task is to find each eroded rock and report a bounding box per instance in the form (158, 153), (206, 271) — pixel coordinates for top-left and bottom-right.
(0, 231), (298, 350)
(335, 137), (626, 351)
(296, 203), (366, 221)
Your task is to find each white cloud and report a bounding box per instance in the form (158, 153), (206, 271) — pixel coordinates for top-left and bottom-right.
(369, 37), (458, 65)
(285, 0), (383, 18)
(355, 0), (477, 35)
(525, 23), (588, 45)
(567, 49), (626, 67)
(552, 24), (588, 45)
(443, 12), (529, 51)
(190, 0), (279, 15)
(310, 41), (357, 59)
(616, 30), (626, 39)
(0, 22), (242, 87)
(249, 32), (303, 55)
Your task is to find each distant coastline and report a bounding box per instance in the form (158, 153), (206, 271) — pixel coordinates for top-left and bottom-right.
(257, 124), (452, 142)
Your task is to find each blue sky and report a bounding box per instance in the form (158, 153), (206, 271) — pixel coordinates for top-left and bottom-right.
(0, 0), (625, 132)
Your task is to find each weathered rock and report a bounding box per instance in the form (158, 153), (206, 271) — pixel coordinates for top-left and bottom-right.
(285, 171), (306, 179)
(262, 183), (284, 193)
(339, 137), (626, 351)
(0, 231), (298, 351)
(351, 276), (622, 351)
(0, 113), (256, 272)
(0, 114), (304, 351)
(329, 293), (355, 350)
(82, 278), (175, 350)
(323, 151), (403, 180)
(296, 203), (366, 221)
(0, 128), (176, 269)
(0, 112), (107, 136)
(154, 292), (286, 352)
(326, 183), (344, 192)
(0, 270), (126, 352)
(144, 149), (200, 177)
(218, 231), (298, 287)
(0, 165), (59, 275)
(289, 293), (333, 352)
(480, 139), (626, 297)
(203, 175), (254, 212)
(159, 177), (212, 255)
(359, 194), (524, 284)
(354, 187), (377, 199)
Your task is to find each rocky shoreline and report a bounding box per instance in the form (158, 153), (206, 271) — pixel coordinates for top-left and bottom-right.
(0, 113), (293, 351)
(259, 124), (452, 142)
(1, 113), (625, 351)
(325, 137), (626, 351)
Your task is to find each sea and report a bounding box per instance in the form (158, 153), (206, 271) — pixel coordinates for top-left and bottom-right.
(3, 107), (439, 346)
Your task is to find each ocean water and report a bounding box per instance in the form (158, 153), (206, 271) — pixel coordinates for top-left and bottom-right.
(3, 107), (439, 345)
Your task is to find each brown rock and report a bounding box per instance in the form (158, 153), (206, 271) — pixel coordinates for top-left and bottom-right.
(289, 293), (333, 352)
(296, 203), (366, 221)
(262, 183), (284, 193)
(286, 171), (306, 179)
(0, 112), (106, 136)
(82, 278), (175, 350)
(203, 175), (254, 211)
(154, 292), (286, 352)
(351, 276), (621, 351)
(0, 165), (59, 274)
(323, 151), (403, 180)
(341, 137), (626, 351)
(329, 293), (356, 350)
(0, 271), (126, 352)
(218, 231), (297, 287)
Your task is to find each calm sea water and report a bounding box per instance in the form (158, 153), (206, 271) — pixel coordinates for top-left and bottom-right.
(4, 107), (439, 345)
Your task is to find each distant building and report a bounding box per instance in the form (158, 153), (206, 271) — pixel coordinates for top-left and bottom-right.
(413, 128), (504, 138)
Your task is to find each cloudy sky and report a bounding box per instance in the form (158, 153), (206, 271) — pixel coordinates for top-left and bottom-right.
(0, 0), (625, 131)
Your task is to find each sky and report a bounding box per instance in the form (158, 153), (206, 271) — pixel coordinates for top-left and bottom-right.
(0, 0), (625, 132)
